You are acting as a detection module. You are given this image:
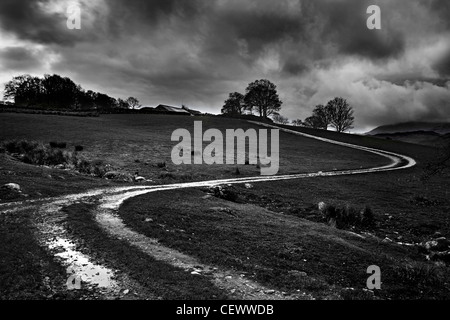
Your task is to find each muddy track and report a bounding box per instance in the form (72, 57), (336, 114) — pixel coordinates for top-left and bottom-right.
(0, 122), (416, 299)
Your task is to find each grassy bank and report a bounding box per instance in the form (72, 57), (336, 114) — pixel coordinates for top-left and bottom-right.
(119, 188), (450, 299)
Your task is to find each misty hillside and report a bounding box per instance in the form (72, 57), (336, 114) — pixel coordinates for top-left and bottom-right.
(366, 122), (450, 147)
(367, 122), (450, 135)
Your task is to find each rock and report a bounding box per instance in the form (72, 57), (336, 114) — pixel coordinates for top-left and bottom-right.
(318, 202), (327, 211)
(104, 171), (121, 180)
(424, 237), (450, 252)
(123, 289), (129, 295)
(288, 270), (308, 277)
(55, 164), (65, 170)
(145, 218), (153, 223)
(244, 183), (253, 189)
(264, 290), (275, 294)
(191, 271), (201, 276)
(2, 183), (20, 192)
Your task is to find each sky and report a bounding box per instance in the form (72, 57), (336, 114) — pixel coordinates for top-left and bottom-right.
(0, 0), (449, 132)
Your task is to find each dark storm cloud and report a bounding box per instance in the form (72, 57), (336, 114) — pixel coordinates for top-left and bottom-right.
(282, 60), (309, 76)
(0, 47), (41, 70)
(104, 0), (207, 36)
(0, 0), (83, 45)
(316, 0), (405, 60)
(428, 0), (450, 29)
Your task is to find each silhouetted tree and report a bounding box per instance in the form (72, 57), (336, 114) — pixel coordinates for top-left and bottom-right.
(42, 74), (79, 109)
(304, 116), (326, 129)
(244, 79), (282, 118)
(221, 92), (245, 115)
(4, 75), (44, 106)
(117, 98), (130, 109)
(311, 104), (330, 130)
(126, 97), (140, 110)
(326, 97), (354, 133)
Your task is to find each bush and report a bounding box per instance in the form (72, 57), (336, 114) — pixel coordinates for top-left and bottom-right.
(321, 204), (376, 230)
(209, 186), (239, 202)
(49, 141), (67, 149)
(157, 161), (166, 168)
(2, 140), (71, 166)
(393, 262), (444, 288)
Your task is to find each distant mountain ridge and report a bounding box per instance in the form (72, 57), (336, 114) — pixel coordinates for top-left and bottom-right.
(366, 122), (450, 147)
(366, 122), (450, 136)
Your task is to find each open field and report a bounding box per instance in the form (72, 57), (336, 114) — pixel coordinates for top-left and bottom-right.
(1, 113), (449, 300)
(0, 113), (387, 190)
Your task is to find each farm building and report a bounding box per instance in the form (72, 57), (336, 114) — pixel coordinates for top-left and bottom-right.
(154, 104), (202, 116)
(155, 104), (192, 115)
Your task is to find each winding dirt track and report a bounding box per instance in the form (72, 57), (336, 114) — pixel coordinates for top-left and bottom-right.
(0, 123), (416, 299)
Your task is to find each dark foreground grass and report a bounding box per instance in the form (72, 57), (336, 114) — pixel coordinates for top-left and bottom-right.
(0, 209), (86, 300)
(63, 203), (229, 300)
(119, 188), (450, 299)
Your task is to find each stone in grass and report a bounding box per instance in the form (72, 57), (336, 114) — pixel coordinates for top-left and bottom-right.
(2, 183), (21, 192)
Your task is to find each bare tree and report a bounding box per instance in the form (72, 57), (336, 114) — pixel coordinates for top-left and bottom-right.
(326, 97), (354, 133)
(126, 97), (140, 110)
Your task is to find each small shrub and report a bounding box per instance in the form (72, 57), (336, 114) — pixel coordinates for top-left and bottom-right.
(74, 145), (84, 152)
(209, 186), (239, 202)
(159, 172), (176, 179)
(49, 141), (67, 149)
(322, 204), (376, 230)
(157, 161), (166, 168)
(394, 262), (444, 288)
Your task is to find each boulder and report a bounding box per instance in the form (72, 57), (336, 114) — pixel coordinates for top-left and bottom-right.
(104, 171), (119, 179)
(318, 202), (327, 212)
(2, 183), (21, 192)
(423, 237), (450, 252)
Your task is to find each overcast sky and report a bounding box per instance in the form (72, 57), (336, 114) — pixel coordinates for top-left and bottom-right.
(0, 0), (449, 131)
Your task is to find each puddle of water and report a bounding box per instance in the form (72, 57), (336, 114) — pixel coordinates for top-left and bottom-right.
(48, 237), (118, 290)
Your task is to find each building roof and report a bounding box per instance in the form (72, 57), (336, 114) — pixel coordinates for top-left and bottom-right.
(156, 104), (191, 114)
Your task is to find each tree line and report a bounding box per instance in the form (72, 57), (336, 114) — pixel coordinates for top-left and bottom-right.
(3, 74), (141, 111)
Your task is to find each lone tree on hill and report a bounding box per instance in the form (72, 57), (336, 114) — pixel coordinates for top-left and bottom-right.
(244, 79), (282, 118)
(221, 92), (245, 115)
(326, 97), (354, 133)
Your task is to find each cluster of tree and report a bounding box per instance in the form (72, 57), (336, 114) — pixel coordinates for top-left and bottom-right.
(221, 79), (282, 118)
(292, 97), (355, 133)
(3, 74), (141, 112)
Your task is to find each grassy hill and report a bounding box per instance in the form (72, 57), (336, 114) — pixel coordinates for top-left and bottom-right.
(0, 113), (388, 200)
(1, 113), (449, 300)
